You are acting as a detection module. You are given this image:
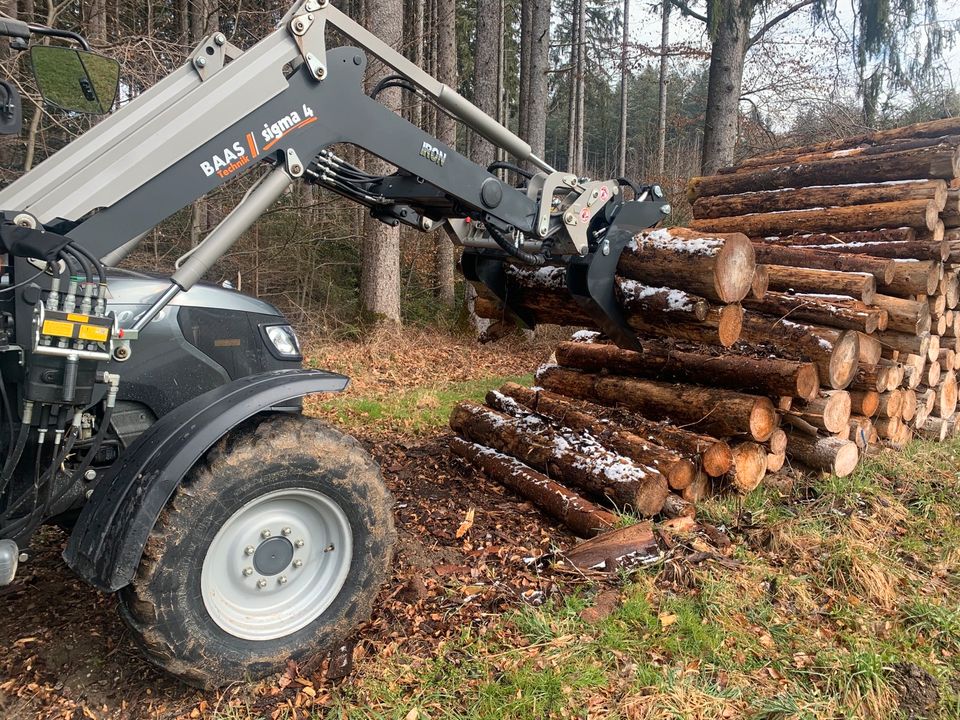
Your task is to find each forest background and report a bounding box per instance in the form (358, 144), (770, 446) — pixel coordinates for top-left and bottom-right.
(0, 0), (957, 335)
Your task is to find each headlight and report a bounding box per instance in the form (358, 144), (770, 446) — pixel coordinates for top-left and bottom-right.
(264, 324), (301, 359)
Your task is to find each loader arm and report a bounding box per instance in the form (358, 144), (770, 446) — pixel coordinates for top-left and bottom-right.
(0, 0), (670, 556)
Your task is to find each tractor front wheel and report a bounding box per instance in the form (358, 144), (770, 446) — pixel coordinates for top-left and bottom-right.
(118, 414), (396, 688)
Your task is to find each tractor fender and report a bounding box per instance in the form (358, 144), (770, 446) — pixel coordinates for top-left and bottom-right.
(63, 369), (349, 592)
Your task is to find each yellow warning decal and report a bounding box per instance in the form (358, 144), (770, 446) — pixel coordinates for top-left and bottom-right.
(42, 320), (75, 338)
(78, 325), (110, 342)
(67, 313), (90, 323)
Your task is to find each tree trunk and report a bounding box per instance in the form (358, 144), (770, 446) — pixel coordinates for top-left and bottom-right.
(450, 437), (617, 537)
(700, 0), (750, 175)
(360, 0), (404, 325)
(526, 0), (551, 160)
(434, 0), (456, 308)
(655, 0), (670, 175)
(617, 0), (630, 177)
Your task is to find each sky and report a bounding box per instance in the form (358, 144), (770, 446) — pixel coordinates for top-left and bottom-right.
(625, 0), (960, 128)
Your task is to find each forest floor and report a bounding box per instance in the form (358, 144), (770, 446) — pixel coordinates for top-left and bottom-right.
(1, 328), (959, 720)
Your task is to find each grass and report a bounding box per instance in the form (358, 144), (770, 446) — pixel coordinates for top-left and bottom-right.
(311, 373), (535, 435)
(289, 355), (960, 719)
(311, 434), (960, 719)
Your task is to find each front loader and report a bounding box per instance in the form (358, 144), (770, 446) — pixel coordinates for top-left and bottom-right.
(0, 1), (668, 686)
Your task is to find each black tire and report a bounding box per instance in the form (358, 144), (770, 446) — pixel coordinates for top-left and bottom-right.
(118, 414), (396, 688)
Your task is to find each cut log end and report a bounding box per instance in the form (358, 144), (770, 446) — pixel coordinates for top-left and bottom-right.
(829, 331), (862, 390)
(728, 442), (767, 493)
(718, 303), (745, 347)
(715, 233), (757, 303)
(749, 397), (779, 443)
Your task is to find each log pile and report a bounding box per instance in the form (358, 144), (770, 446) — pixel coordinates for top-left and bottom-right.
(451, 117), (960, 538)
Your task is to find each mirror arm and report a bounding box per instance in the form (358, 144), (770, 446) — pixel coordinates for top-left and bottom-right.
(27, 25), (91, 51)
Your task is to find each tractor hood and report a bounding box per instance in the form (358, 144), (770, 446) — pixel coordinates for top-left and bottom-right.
(105, 268), (283, 317)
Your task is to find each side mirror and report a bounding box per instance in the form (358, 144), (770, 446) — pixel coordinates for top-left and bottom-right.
(0, 80), (22, 134)
(30, 45), (119, 115)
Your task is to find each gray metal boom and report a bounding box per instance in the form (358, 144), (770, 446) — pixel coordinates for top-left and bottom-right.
(0, 0), (567, 264)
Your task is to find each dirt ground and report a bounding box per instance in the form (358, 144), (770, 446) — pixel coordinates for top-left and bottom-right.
(0, 433), (576, 720)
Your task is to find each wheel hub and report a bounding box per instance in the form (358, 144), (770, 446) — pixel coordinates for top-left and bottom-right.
(252, 536), (294, 576)
(199, 487), (353, 641)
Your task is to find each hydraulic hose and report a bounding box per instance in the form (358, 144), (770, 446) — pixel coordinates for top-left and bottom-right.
(486, 224), (547, 266)
(0, 402), (33, 498)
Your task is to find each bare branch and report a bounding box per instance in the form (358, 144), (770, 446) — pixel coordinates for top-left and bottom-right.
(749, 0), (817, 48)
(668, 0), (707, 24)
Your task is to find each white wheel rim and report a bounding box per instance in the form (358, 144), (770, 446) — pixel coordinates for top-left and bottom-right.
(200, 487), (353, 641)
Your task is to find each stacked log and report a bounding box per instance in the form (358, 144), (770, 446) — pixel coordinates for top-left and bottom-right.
(452, 117), (960, 537)
(687, 116), (960, 465)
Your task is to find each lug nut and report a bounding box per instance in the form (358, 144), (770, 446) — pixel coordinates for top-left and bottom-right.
(292, 559), (303, 568)
(261, 529), (272, 539)
(243, 567), (253, 577)
(294, 539), (305, 548)
(281, 527), (292, 536)
(244, 545), (255, 555)
(256, 579), (267, 589)
(278, 575), (288, 585)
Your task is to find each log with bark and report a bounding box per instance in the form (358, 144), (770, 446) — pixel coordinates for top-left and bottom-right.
(931, 373), (959, 419)
(764, 265), (876, 304)
(881, 260), (942, 297)
(450, 437), (618, 537)
(875, 390), (903, 419)
(617, 228), (756, 303)
(692, 179), (948, 219)
(756, 228), (918, 247)
(536, 366), (779, 442)
(738, 311), (860, 390)
(721, 132), (960, 173)
(793, 240), (948, 262)
(730, 119), (960, 164)
(690, 200), (940, 237)
(786, 391), (852, 434)
(687, 144), (960, 200)
(784, 433), (859, 477)
(749, 244), (895, 283)
(553, 340), (820, 401)
(871, 294), (931, 334)
(485, 386), (697, 490)
(449, 401), (669, 516)
(498, 383), (735, 477)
